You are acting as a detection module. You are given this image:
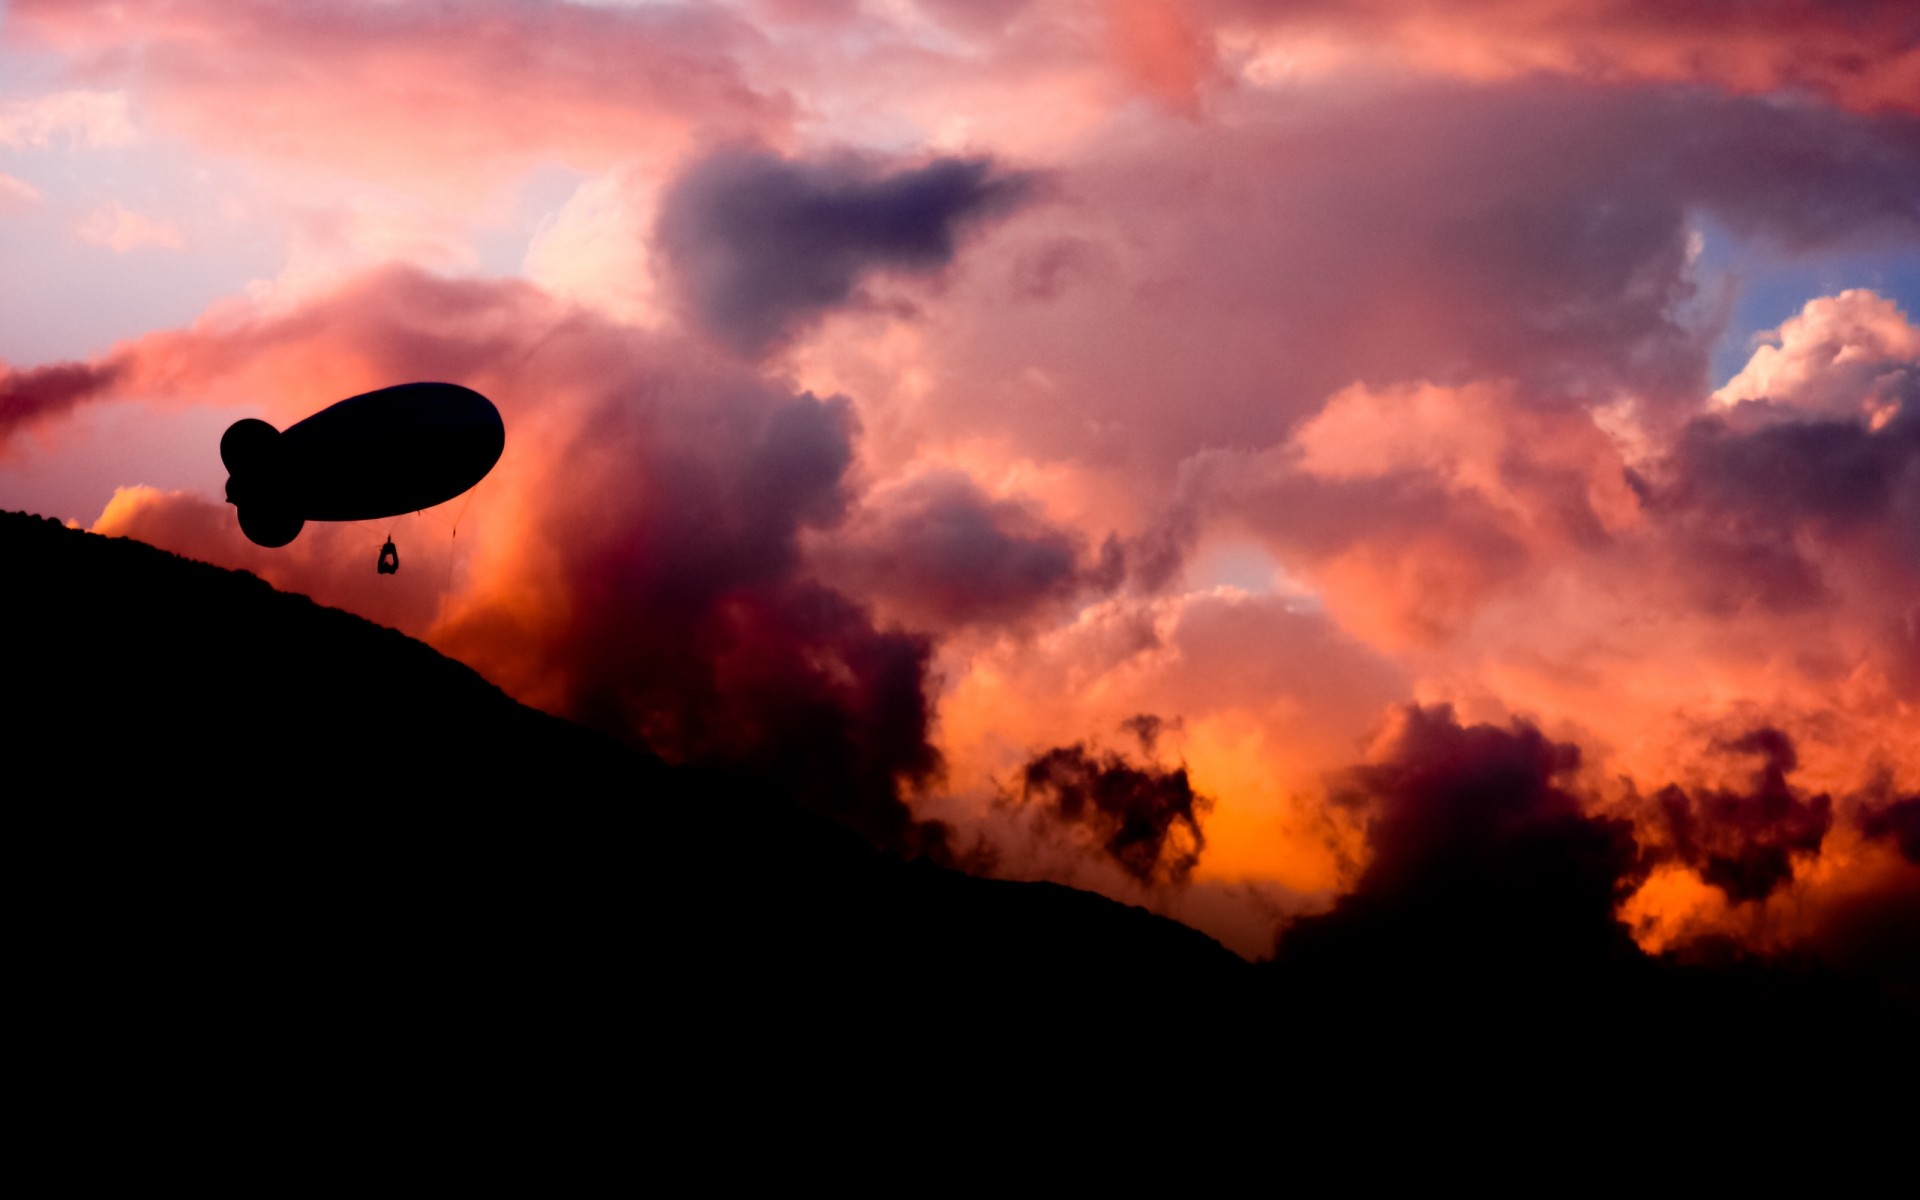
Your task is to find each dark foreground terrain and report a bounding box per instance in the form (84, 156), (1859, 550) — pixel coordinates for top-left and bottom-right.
(4, 510), (1910, 1134)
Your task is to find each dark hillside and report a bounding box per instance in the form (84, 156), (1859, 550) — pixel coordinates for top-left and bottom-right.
(5, 510), (1904, 1123)
(2, 510), (1247, 1107)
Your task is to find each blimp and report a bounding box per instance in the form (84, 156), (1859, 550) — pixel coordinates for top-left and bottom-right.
(221, 382), (504, 549)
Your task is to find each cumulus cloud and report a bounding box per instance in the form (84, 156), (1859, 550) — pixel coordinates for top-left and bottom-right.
(814, 469), (1111, 631)
(8, 0), (1920, 974)
(75, 203), (185, 252)
(1715, 290), (1920, 426)
(1017, 719), (1212, 886)
(8, 0), (787, 197)
(1212, 0), (1920, 113)
(1635, 301), (1920, 697)
(523, 167), (664, 326)
(0, 89), (136, 147)
(656, 147), (1035, 356)
(837, 80), (1920, 524)
(0, 172), (43, 210)
(1663, 404), (1920, 542)
(1862, 794), (1920, 865)
(1275, 705), (1647, 980)
(47, 265), (954, 861)
(1257, 705), (1909, 982)
(1645, 728), (1834, 903)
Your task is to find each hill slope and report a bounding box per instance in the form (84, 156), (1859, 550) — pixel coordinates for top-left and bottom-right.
(9, 510), (1906, 1119)
(3, 511), (1247, 1088)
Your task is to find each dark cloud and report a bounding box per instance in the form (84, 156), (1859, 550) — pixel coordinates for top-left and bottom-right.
(1647, 728), (1834, 904)
(656, 147), (1034, 356)
(1018, 730), (1211, 886)
(816, 470), (1108, 630)
(1862, 793), (1920, 866)
(1121, 713), (1177, 757)
(1275, 706), (1647, 981)
(0, 359), (121, 443)
(1248, 706), (1920, 1049)
(1419, 90), (1920, 405)
(45, 264), (959, 863)
(1667, 404), (1920, 533)
(452, 375), (958, 860)
(1647, 402), (1920, 634)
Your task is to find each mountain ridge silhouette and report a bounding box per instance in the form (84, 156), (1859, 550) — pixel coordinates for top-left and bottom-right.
(3, 510), (1247, 1081)
(6, 509), (1906, 1118)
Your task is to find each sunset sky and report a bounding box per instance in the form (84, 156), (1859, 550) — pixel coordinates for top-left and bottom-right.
(3, 0), (1917, 962)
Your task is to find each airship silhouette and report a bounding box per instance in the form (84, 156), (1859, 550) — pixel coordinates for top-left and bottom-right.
(221, 381), (504, 548)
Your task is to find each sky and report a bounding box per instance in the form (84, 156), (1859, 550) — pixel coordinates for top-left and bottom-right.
(2, 0), (1917, 964)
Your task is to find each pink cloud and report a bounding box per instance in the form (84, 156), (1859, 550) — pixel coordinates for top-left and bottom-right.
(1714, 290), (1920, 426)
(0, 89), (136, 147)
(1212, 0), (1920, 114)
(810, 468), (1111, 632)
(792, 78), (1920, 510)
(48, 266), (956, 863)
(9, 0), (791, 197)
(75, 202), (185, 252)
(5, 0), (1917, 968)
(0, 172), (42, 209)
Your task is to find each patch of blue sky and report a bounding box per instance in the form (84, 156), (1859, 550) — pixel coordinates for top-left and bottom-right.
(1692, 214), (1920, 387)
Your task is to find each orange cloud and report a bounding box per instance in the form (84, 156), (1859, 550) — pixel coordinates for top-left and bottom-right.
(4, 0), (1915, 973)
(1104, 0), (1221, 111)
(1212, 0), (1920, 113)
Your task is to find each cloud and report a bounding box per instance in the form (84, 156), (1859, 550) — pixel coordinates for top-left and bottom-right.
(1017, 721), (1212, 886)
(0, 360), (122, 445)
(1212, 0), (1920, 114)
(523, 167), (665, 326)
(1264, 380), (1640, 646)
(1861, 793), (1920, 866)
(1664, 404), (1920, 539)
(828, 80), (1920, 528)
(6, 0), (1919, 975)
(8, 0), (788, 197)
(75, 203), (185, 252)
(1714, 290), (1920, 425)
(1259, 706), (1920, 1026)
(436, 362), (961, 859)
(1258, 705), (1909, 983)
(1103, 0), (1222, 112)
(1275, 705), (1646, 987)
(1634, 302), (1920, 698)
(0, 172), (43, 210)
(813, 469), (1112, 631)
(45, 264), (954, 861)
(0, 89), (136, 148)
(912, 0), (1036, 38)
(655, 147), (1035, 356)
(1645, 728), (1834, 903)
